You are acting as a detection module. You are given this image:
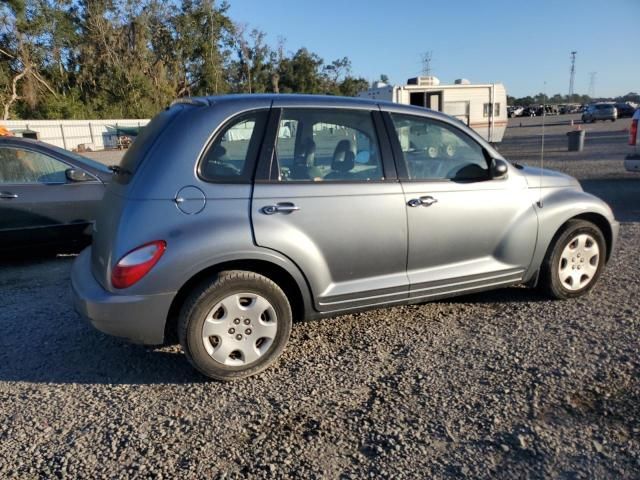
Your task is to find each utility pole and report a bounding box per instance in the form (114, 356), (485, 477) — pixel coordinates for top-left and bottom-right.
(588, 72), (597, 98)
(421, 51), (433, 76)
(568, 51), (577, 100)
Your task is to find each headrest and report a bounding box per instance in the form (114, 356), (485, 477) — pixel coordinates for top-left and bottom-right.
(332, 139), (356, 172)
(294, 138), (316, 166)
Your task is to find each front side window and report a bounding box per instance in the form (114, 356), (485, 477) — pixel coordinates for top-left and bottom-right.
(0, 147), (69, 184)
(274, 109), (383, 182)
(200, 110), (268, 182)
(494, 103), (501, 116)
(389, 113), (489, 182)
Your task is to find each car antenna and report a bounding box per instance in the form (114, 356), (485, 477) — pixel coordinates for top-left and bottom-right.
(537, 83), (546, 209)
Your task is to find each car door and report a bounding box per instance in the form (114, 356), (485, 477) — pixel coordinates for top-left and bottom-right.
(251, 104), (409, 312)
(0, 145), (102, 246)
(383, 111), (538, 301)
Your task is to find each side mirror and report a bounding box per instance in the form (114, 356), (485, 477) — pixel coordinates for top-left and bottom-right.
(490, 158), (509, 179)
(66, 168), (92, 182)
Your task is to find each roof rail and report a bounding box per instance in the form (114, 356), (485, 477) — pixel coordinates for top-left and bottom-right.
(170, 97), (210, 107)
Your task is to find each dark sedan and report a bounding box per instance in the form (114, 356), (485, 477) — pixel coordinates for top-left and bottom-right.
(615, 103), (636, 118)
(0, 137), (111, 251)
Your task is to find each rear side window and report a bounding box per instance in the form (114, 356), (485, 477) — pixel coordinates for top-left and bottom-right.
(274, 108), (383, 182)
(199, 110), (269, 183)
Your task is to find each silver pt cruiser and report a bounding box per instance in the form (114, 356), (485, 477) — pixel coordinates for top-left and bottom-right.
(72, 94), (619, 380)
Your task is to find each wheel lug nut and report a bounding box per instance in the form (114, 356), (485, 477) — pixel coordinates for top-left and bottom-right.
(244, 318), (250, 325)
(234, 318), (241, 325)
(236, 334), (243, 340)
(228, 328), (235, 334)
(245, 328), (252, 335)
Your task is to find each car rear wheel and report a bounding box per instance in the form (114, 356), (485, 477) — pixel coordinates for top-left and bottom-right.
(179, 270), (292, 380)
(539, 220), (606, 299)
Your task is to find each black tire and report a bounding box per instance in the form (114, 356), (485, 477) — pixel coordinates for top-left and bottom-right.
(539, 219), (606, 300)
(179, 270), (292, 381)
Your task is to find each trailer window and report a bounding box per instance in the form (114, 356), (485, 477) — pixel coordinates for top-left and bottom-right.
(494, 103), (501, 116)
(483, 103), (491, 118)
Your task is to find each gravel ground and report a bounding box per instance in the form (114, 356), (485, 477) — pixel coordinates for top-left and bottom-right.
(1, 114), (638, 479)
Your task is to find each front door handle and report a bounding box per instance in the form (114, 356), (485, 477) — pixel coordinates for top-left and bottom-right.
(420, 196), (438, 206)
(261, 202), (300, 215)
(0, 192), (18, 200)
(408, 196), (438, 207)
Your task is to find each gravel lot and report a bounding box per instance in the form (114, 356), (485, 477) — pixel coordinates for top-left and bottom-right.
(1, 114), (638, 478)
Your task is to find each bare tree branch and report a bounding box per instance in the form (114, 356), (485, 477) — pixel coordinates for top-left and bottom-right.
(3, 68), (28, 120)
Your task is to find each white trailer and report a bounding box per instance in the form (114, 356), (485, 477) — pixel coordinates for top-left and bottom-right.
(357, 77), (508, 143)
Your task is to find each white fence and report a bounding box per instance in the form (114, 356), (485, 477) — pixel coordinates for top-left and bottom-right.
(3, 119), (151, 151)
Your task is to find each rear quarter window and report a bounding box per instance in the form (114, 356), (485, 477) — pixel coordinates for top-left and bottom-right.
(198, 110), (269, 183)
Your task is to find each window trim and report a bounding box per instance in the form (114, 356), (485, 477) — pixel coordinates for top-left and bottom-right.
(382, 111), (492, 184)
(197, 108), (270, 184)
(254, 107), (397, 184)
(0, 145), (99, 186)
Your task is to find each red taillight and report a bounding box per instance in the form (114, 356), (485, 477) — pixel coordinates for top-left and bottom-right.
(630, 119), (638, 146)
(111, 241), (166, 289)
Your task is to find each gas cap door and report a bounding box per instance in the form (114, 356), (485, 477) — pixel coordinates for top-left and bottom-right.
(174, 186), (206, 215)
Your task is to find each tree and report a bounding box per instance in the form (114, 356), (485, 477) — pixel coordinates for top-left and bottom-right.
(0, 0), (58, 119)
(0, 1), (378, 119)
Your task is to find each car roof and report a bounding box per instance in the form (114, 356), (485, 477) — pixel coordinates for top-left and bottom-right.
(173, 93), (460, 125)
(0, 135), (50, 148)
(176, 93), (380, 109)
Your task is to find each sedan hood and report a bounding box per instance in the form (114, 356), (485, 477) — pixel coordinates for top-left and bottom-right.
(518, 165), (581, 189)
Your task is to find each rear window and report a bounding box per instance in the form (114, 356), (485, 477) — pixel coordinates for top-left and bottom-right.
(117, 105), (184, 180)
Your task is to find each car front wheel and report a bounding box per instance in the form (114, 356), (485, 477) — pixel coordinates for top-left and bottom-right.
(179, 270), (292, 380)
(539, 220), (606, 299)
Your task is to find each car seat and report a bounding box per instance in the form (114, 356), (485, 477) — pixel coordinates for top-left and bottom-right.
(324, 139), (356, 181)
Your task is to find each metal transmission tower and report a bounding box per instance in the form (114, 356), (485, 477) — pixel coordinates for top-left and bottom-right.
(588, 72), (597, 98)
(421, 51), (433, 76)
(568, 51), (577, 99)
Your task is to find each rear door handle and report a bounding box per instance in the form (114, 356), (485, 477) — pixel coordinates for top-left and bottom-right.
(0, 192), (18, 199)
(261, 202), (300, 215)
(408, 196), (438, 207)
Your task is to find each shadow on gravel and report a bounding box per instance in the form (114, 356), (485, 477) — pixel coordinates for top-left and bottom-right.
(0, 335), (206, 385)
(0, 254), (206, 385)
(442, 286), (548, 305)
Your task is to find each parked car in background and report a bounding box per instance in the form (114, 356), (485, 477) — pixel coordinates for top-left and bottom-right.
(614, 102), (636, 118)
(508, 106), (524, 118)
(72, 94), (619, 381)
(625, 109), (640, 172)
(536, 105), (559, 116)
(582, 103), (618, 123)
(0, 137), (111, 251)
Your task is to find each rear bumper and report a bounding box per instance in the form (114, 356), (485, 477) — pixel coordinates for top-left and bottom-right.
(71, 247), (174, 345)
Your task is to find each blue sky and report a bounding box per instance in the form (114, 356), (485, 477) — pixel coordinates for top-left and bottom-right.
(229, 0), (638, 98)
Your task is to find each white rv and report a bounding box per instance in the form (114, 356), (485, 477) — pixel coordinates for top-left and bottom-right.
(357, 77), (508, 143)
